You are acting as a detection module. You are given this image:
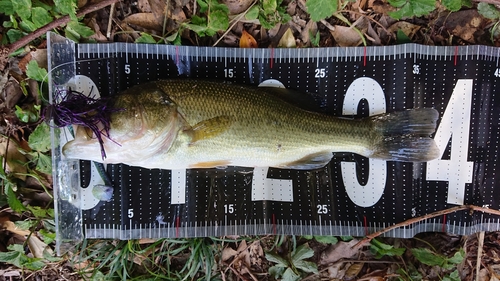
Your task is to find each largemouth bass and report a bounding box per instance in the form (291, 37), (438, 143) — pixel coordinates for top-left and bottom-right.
(62, 80), (440, 170)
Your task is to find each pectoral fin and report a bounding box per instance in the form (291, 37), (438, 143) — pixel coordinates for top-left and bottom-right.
(278, 152), (333, 170)
(187, 116), (234, 143)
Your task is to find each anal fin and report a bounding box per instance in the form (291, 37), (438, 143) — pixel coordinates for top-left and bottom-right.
(189, 160), (232, 169)
(277, 151), (333, 170)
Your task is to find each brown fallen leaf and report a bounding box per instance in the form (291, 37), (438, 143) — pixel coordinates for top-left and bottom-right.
(0, 138), (28, 181)
(148, 0), (167, 24)
(366, 22), (381, 45)
(27, 234), (53, 258)
(77, 0), (87, 8)
(369, 0), (396, 15)
(2, 77), (24, 109)
(85, 17), (108, 42)
(344, 262), (364, 280)
(300, 20), (318, 46)
(329, 25), (363, 47)
(222, 246), (238, 262)
(388, 21), (421, 40)
(325, 261), (350, 279)
(170, 7), (187, 22)
(222, 0), (254, 15)
(436, 9), (488, 44)
(248, 240), (264, 268)
(278, 28), (296, 48)
(2, 220), (31, 236)
(240, 30), (258, 48)
(0, 47), (9, 72)
(490, 264), (500, 281)
(358, 269), (388, 281)
(123, 13), (163, 32)
(138, 0), (152, 12)
(1, 271), (21, 278)
(320, 239), (362, 265)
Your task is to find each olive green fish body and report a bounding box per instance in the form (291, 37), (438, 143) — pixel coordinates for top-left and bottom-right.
(63, 80), (439, 169)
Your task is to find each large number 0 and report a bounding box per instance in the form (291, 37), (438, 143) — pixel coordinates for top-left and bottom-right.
(426, 79), (474, 205)
(341, 77), (387, 207)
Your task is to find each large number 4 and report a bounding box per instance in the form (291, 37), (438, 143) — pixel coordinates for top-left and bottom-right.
(426, 79), (474, 205)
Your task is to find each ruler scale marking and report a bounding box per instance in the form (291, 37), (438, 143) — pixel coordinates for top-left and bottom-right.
(51, 39), (500, 240)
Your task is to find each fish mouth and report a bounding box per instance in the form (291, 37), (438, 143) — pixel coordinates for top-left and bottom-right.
(62, 125), (105, 162)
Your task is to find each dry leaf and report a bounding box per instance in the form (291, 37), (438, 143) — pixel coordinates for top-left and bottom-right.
(222, 0), (254, 14)
(0, 47), (9, 72)
(366, 22), (381, 45)
(388, 21), (421, 39)
(85, 17), (108, 42)
(27, 235), (52, 258)
(248, 240), (264, 267)
(77, 0), (87, 8)
(287, 1), (297, 15)
(148, 0), (167, 23)
(439, 10), (487, 44)
(326, 262), (349, 279)
(344, 263), (364, 280)
(2, 77), (24, 109)
(138, 0), (152, 12)
(222, 246), (238, 262)
(240, 30), (258, 48)
(320, 239), (361, 265)
(2, 220), (31, 236)
(123, 13), (163, 32)
(278, 28), (296, 48)
(223, 32), (240, 47)
(490, 264), (500, 281)
(300, 20), (318, 46)
(170, 7), (187, 22)
(369, 0), (395, 15)
(329, 25), (363, 47)
(0, 138), (28, 181)
(1, 271), (21, 278)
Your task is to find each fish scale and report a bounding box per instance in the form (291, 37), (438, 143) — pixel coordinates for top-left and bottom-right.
(48, 33), (500, 250)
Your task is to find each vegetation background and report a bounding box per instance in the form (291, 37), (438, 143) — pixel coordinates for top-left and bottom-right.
(1, 0), (500, 280)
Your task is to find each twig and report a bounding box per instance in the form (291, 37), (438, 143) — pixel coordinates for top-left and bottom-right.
(353, 205), (500, 249)
(320, 19), (336, 32)
(106, 2), (116, 39)
(7, 0), (121, 54)
(474, 0), (500, 4)
(301, 258), (403, 281)
(476, 231), (485, 281)
(227, 266), (250, 281)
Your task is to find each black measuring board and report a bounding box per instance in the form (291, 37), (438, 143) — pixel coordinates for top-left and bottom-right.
(50, 40), (500, 240)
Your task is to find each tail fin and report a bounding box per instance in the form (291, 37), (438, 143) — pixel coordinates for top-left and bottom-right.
(370, 108), (440, 162)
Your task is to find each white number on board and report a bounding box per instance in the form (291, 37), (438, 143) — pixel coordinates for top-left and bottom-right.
(426, 79), (474, 205)
(224, 204), (235, 214)
(317, 204), (328, 214)
(341, 77), (387, 207)
(224, 68), (234, 78)
(315, 68), (326, 78)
